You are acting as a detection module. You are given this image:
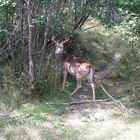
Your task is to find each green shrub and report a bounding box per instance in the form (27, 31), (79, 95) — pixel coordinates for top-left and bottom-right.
(0, 64), (25, 112)
(34, 71), (61, 100)
(111, 49), (140, 80)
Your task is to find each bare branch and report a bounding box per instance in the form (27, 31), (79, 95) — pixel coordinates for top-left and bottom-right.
(1, 30), (27, 39)
(83, 23), (101, 31)
(100, 84), (127, 110)
(0, 3), (7, 7)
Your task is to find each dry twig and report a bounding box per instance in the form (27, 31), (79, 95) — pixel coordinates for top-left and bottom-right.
(100, 84), (127, 110)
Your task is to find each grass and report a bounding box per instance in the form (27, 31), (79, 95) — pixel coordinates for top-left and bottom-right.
(128, 102), (140, 109)
(20, 102), (65, 115)
(0, 82), (140, 140)
(0, 100), (79, 140)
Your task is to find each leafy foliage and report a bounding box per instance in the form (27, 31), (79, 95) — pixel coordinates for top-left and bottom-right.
(112, 48), (140, 80)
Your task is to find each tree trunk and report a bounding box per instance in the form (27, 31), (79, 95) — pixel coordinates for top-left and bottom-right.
(27, 0), (34, 86)
(39, 4), (53, 79)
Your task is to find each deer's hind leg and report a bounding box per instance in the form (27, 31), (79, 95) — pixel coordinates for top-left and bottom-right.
(86, 69), (95, 100)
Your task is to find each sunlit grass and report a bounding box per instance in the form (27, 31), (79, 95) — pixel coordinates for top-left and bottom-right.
(58, 127), (80, 140)
(128, 102), (140, 109)
(20, 102), (65, 115)
(1, 96), (140, 140)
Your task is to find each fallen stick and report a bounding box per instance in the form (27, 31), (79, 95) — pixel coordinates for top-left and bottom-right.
(100, 84), (127, 110)
(46, 102), (69, 105)
(69, 99), (112, 105)
(0, 113), (31, 122)
(69, 100), (93, 105)
(45, 99), (111, 106)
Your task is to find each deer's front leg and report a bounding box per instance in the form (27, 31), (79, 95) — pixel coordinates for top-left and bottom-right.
(62, 70), (68, 90)
(70, 76), (82, 96)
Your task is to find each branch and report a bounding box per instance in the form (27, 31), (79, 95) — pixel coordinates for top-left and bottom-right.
(79, 14), (90, 29)
(0, 113), (31, 122)
(0, 42), (8, 55)
(69, 99), (113, 105)
(1, 30), (27, 39)
(73, 0), (91, 29)
(83, 23), (101, 31)
(100, 84), (127, 110)
(0, 3), (7, 7)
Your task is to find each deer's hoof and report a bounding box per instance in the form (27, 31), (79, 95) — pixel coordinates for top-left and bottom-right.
(70, 93), (74, 96)
(90, 97), (95, 101)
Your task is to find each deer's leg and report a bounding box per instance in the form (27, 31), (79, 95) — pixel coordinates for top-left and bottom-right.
(62, 70), (68, 90)
(90, 83), (95, 100)
(87, 69), (96, 100)
(70, 76), (82, 96)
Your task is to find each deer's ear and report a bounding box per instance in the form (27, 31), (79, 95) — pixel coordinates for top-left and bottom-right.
(51, 36), (57, 44)
(61, 36), (69, 44)
(59, 43), (63, 46)
(51, 36), (54, 41)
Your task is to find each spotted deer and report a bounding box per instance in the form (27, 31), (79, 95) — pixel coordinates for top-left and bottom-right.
(52, 36), (96, 100)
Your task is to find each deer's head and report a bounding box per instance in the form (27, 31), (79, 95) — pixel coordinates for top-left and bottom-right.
(51, 36), (69, 54)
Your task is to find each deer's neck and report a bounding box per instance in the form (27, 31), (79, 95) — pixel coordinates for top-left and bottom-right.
(55, 52), (65, 68)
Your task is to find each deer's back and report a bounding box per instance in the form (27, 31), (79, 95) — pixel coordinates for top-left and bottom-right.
(62, 52), (93, 76)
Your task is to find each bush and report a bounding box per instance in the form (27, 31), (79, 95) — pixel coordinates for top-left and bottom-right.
(111, 48), (140, 80)
(0, 63), (25, 112)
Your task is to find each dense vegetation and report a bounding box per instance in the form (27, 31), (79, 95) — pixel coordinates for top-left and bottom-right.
(0, 0), (139, 96)
(0, 0), (140, 139)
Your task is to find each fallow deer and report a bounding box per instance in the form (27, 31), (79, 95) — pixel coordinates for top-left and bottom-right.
(52, 36), (96, 100)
